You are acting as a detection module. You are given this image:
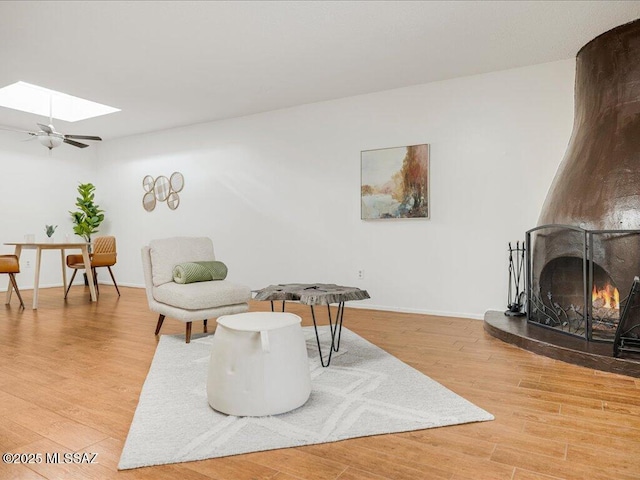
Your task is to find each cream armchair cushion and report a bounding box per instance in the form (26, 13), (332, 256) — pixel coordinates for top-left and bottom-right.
(153, 281), (250, 310)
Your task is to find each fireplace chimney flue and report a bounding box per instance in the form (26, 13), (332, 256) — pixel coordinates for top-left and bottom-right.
(539, 19), (640, 229)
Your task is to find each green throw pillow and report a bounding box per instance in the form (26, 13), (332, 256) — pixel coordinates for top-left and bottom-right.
(173, 261), (228, 284)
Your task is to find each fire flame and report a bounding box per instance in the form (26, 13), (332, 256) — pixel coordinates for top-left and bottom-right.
(592, 283), (620, 310)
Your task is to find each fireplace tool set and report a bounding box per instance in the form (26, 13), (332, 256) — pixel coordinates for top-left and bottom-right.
(505, 241), (526, 317)
(613, 277), (640, 357)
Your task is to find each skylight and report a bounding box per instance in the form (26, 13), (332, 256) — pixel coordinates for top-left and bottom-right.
(0, 81), (120, 122)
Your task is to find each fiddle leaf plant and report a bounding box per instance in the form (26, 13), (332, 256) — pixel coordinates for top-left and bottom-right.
(69, 183), (105, 244)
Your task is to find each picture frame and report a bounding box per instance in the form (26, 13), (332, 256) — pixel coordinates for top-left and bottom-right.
(361, 143), (429, 220)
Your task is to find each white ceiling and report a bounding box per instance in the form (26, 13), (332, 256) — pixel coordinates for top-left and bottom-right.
(1, 1), (639, 141)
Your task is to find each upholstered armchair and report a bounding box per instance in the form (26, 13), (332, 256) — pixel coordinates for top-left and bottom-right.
(141, 237), (251, 343)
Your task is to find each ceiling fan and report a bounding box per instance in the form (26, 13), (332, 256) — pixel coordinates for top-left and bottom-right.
(0, 93), (102, 150)
(0, 122), (102, 150)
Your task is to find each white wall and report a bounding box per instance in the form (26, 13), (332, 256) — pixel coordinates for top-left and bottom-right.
(93, 59), (575, 319)
(0, 134), (96, 290)
(0, 61), (574, 318)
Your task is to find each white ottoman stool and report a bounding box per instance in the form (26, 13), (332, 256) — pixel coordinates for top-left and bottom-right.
(207, 311), (311, 416)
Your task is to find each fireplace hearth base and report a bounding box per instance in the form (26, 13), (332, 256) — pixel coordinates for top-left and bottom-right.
(484, 311), (640, 378)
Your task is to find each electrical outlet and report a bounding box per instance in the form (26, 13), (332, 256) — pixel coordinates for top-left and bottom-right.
(24, 260), (31, 269)
(357, 269), (364, 280)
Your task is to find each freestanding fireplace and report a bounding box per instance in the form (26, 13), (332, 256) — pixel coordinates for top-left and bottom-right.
(526, 19), (640, 344)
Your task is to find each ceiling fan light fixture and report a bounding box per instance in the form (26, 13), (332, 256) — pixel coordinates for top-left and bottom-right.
(38, 134), (63, 149)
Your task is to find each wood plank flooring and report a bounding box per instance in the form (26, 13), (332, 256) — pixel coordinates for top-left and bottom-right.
(0, 286), (639, 479)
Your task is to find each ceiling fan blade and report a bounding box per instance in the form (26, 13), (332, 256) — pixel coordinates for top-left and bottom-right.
(0, 125), (37, 135)
(37, 123), (53, 134)
(64, 134), (102, 141)
(63, 138), (89, 148)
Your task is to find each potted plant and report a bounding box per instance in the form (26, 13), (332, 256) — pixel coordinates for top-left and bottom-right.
(69, 182), (105, 247)
(70, 183), (104, 285)
(45, 224), (57, 242)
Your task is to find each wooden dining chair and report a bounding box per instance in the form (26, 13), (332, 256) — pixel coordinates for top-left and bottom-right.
(1, 254), (24, 308)
(65, 236), (120, 298)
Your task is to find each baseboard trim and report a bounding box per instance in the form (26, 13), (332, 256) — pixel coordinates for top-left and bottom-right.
(346, 302), (483, 320)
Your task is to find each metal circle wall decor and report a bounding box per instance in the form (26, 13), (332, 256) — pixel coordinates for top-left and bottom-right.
(170, 172), (184, 192)
(142, 175), (155, 192)
(167, 192), (180, 210)
(141, 172), (184, 211)
(154, 175), (171, 201)
(142, 191), (156, 212)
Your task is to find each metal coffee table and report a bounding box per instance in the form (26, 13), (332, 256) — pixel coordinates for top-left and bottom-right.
(253, 283), (370, 367)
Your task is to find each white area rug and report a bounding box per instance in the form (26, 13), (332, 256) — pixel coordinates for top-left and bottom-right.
(119, 327), (493, 470)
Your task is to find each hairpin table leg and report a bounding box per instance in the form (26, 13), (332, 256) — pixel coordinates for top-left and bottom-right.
(310, 301), (345, 367)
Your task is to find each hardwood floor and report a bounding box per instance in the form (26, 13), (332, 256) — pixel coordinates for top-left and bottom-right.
(1, 286), (639, 479)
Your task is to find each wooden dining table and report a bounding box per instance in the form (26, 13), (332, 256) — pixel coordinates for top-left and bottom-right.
(4, 241), (97, 309)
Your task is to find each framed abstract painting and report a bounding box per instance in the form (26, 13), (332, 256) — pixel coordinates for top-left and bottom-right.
(361, 143), (429, 219)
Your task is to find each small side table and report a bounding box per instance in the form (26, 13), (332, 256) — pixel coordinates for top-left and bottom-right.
(253, 283), (370, 367)
(207, 312), (311, 416)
